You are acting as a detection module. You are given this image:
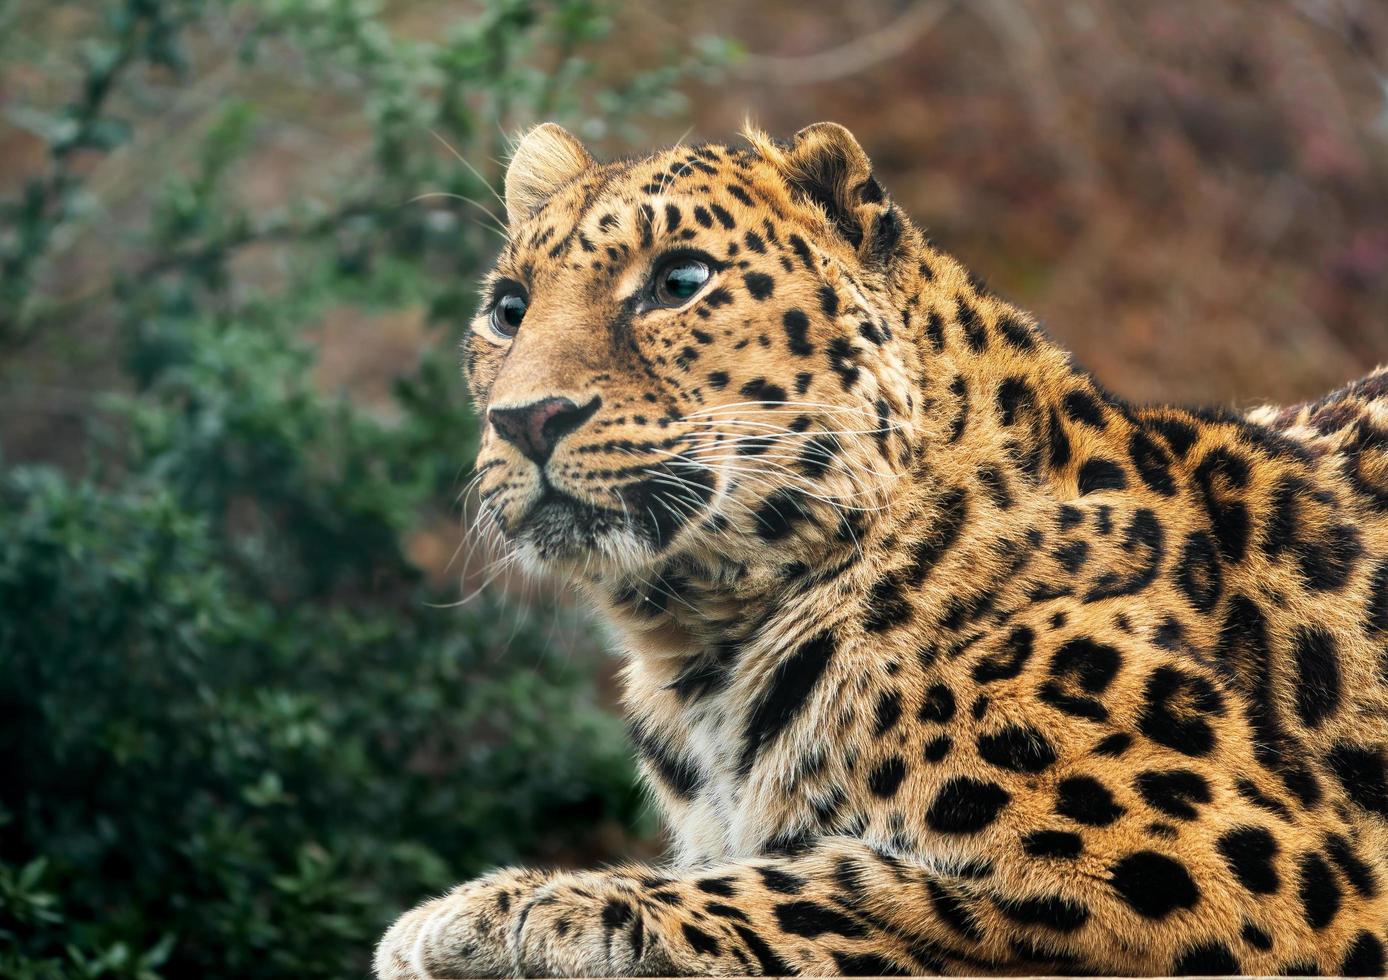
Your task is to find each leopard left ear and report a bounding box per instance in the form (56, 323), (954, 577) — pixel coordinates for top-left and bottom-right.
(504, 123), (594, 226)
(762, 122), (903, 266)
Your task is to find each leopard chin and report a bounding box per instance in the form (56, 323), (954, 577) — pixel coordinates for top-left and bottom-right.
(505, 462), (721, 578)
(510, 491), (648, 576)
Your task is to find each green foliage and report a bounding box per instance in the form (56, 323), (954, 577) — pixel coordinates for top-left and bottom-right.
(0, 468), (639, 978)
(0, 1), (728, 976)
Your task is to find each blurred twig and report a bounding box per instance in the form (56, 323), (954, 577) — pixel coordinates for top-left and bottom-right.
(734, 0), (957, 85)
(12, 196), (393, 337)
(0, 1), (198, 345)
(974, 0), (1097, 185)
(1288, 0), (1388, 134)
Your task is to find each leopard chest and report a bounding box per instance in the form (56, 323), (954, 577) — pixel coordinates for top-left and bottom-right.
(633, 630), (944, 868)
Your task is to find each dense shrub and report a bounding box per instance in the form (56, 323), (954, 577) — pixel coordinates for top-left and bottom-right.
(0, 469), (638, 978)
(0, 2), (729, 976)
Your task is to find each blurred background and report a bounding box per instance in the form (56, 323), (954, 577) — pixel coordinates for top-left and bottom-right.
(1, 1), (1386, 977)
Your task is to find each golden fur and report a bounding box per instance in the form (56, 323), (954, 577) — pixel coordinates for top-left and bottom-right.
(375, 122), (1388, 977)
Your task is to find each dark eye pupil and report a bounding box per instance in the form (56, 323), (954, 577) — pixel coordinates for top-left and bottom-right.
(664, 262), (707, 300)
(498, 295), (526, 329)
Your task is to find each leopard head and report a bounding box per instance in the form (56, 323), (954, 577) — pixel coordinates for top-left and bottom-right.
(464, 122), (931, 581)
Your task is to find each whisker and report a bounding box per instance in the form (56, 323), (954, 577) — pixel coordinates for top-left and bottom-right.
(700, 464), (892, 514)
(406, 190), (509, 239)
(633, 468), (766, 530)
(428, 128), (507, 210)
(639, 466), (819, 537)
(683, 400), (893, 420)
(428, 548), (522, 608)
(645, 445), (891, 511)
(687, 421), (905, 441)
(679, 453), (889, 504)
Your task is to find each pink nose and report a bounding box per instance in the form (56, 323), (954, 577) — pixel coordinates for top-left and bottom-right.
(487, 396), (600, 463)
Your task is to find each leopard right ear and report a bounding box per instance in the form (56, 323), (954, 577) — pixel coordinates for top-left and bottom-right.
(504, 123), (594, 226)
(747, 121), (904, 267)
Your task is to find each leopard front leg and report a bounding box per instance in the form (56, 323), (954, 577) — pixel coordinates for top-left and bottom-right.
(375, 867), (551, 979)
(501, 841), (976, 977)
(506, 869), (691, 977)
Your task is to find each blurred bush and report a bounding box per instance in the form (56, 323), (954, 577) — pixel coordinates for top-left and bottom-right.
(0, 1), (728, 976)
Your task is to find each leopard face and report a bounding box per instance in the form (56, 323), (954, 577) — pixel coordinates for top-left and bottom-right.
(464, 124), (922, 579)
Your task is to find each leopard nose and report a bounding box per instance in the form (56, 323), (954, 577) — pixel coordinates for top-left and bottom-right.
(487, 395), (601, 464)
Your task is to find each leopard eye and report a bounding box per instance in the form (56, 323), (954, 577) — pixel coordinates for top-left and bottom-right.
(652, 257), (711, 307)
(491, 291), (528, 338)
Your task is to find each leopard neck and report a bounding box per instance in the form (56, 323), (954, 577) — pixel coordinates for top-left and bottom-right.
(894, 237), (1166, 508)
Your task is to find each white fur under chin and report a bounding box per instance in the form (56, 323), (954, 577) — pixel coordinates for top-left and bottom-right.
(514, 524), (658, 583)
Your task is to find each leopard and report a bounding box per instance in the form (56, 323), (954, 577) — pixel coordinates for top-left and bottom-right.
(375, 120), (1388, 977)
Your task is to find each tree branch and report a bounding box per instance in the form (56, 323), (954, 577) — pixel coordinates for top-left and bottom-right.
(734, 1), (957, 85)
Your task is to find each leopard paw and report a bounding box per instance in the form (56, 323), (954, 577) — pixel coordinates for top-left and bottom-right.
(374, 868), (549, 979)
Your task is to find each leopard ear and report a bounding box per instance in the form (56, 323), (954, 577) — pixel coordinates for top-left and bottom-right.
(756, 122), (903, 266)
(504, 123), (594, 226)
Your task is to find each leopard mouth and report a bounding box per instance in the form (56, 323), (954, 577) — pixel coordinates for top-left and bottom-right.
(511, 460), (717, 565)
(512, 487), (630, 562)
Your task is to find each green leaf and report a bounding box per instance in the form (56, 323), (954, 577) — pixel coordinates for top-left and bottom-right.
(83, 117), (133, 151)
(17, 858), (48, 892)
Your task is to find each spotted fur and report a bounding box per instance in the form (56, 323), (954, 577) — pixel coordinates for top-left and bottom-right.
(376, 122), (1388, 977)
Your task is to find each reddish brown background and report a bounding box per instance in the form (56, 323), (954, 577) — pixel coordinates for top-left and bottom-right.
(5, 1), (1388, 442)
(662, 0), (1388, 409)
